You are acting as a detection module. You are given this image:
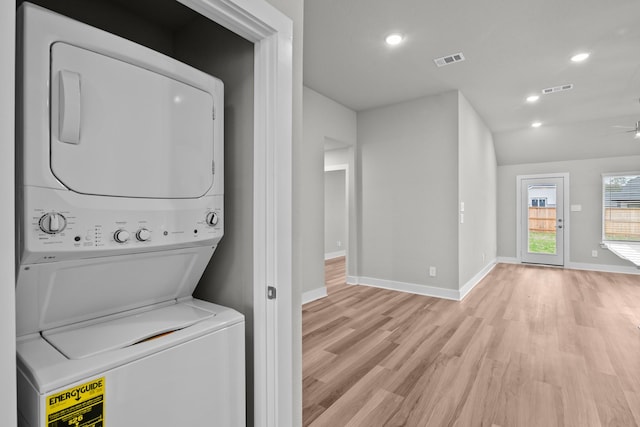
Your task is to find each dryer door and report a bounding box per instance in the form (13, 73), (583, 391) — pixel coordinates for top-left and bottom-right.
(50, 42), (215, 199)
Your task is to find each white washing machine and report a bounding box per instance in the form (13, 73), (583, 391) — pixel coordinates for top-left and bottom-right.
(15, 3), (245, 426)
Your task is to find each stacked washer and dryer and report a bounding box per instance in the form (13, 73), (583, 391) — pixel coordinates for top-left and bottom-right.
(16, 3), (245, 426)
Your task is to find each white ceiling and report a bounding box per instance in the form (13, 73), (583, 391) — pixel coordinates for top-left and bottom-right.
(304, 0), (640, 145)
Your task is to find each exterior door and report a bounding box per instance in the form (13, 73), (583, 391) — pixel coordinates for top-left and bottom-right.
(521, 177), (564, 265)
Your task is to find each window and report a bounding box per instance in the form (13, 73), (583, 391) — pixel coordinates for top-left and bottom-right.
(530, 198), (547, 207)
(603, 174), (640, 242)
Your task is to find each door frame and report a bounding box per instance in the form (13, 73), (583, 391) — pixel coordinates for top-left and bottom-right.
(516, 173), (570, 266)
(0, 1), (16, 425)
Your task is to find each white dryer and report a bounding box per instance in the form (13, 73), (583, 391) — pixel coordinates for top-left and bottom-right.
(15, 3), (245, 426)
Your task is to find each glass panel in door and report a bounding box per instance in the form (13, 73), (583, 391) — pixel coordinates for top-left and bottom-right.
(527, 184), (557, 254)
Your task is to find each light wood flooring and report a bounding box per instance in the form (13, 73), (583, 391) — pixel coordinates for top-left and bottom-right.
(303, 258), (640, 426)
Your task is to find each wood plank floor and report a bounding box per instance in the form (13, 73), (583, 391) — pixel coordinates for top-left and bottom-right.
(303, 258), (640, 426)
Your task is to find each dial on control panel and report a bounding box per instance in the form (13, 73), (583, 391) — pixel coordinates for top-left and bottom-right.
(39, 212), (67, 234)
(206, 211), (219, 226)
(136, 228), (151, 241)
(113, 229), (130, 243)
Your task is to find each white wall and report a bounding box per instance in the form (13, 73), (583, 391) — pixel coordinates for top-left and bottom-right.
(0, 1), (16, 424)
(324, 170), (346, 256)
(302, 87), (357, 294)
(457, 92), (497, 286)
(357, 92), (460, 289)
(498, 155), (640, 269)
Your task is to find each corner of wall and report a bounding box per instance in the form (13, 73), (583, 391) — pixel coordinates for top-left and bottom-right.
(456, 92), (498, 290)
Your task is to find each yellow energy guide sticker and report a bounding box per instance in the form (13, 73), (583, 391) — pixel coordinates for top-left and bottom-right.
(46, 377), (105, 427)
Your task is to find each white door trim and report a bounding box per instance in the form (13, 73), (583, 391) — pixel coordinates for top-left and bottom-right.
(0, 1), (16, 425)
(516, 173), (570, 266)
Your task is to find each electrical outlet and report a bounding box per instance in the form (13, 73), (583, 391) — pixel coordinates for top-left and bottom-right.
(591, 249), (598, 257)
(429, 266), (436, 277)
(337, 241), (342, 247)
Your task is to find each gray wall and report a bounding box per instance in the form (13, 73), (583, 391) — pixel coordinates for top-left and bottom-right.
(325, 147), (350, 167)
(324, 170), (346, 256)
(498, 155), (640, 268)
(457, 92), (497, 286)
(302, 87), (357, 293)
(1, 2), (15, 423)
(357, 91), (460, 289)
(173, 17), (256, 424)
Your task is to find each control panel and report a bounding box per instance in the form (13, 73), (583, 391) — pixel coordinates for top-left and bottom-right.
(20, 187), (224, 264)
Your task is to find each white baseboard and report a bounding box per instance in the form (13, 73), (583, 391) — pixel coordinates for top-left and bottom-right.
(338, 259), (638, 307)
(346, 275), (358, 285)
(346, 276), (460, 300)
(459, 260), (497, 300)
(496, 256), (519, 264)
(324, 250), (346, 260)
(496, 256), (640, 275)
(302, 287), (328, 305)
(566, 262), (640, 275)
(348, 260), (497, 301)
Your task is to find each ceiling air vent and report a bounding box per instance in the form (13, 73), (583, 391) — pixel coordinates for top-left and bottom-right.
(542, 84), (573, 95)
(434, 52), (465, 67)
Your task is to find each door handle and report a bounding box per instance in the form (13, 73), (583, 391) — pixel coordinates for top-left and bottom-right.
(59, 70), (81, 144)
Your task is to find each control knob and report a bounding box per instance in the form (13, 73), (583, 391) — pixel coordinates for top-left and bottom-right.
(206, 211), (219, 226)
(39, 212), (67, 234)
(136, 228), (151, 241)
(114, 229), (130, 243)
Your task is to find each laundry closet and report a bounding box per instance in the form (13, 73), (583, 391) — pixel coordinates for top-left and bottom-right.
(15, 0), (256, 424)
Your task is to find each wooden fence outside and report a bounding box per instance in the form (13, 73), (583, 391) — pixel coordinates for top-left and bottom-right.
(604, 208), (640, 239)
(528, 207), (556, 232)
(529, 207), (640, 238)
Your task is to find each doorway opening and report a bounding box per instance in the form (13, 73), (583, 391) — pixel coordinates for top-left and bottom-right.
(324, 139), (356, 293)
(324, 167), (347, 294)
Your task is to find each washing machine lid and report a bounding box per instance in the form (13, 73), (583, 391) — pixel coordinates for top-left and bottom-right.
(42, 303), (215, 360)
(49, 42), (215, 199)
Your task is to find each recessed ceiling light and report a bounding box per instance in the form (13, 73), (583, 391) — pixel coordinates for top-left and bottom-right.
(571, 52), (590, 62)
(531, 121), (542, 128)
(526, 95), (540, 103)
(385, 33), (404, 46)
